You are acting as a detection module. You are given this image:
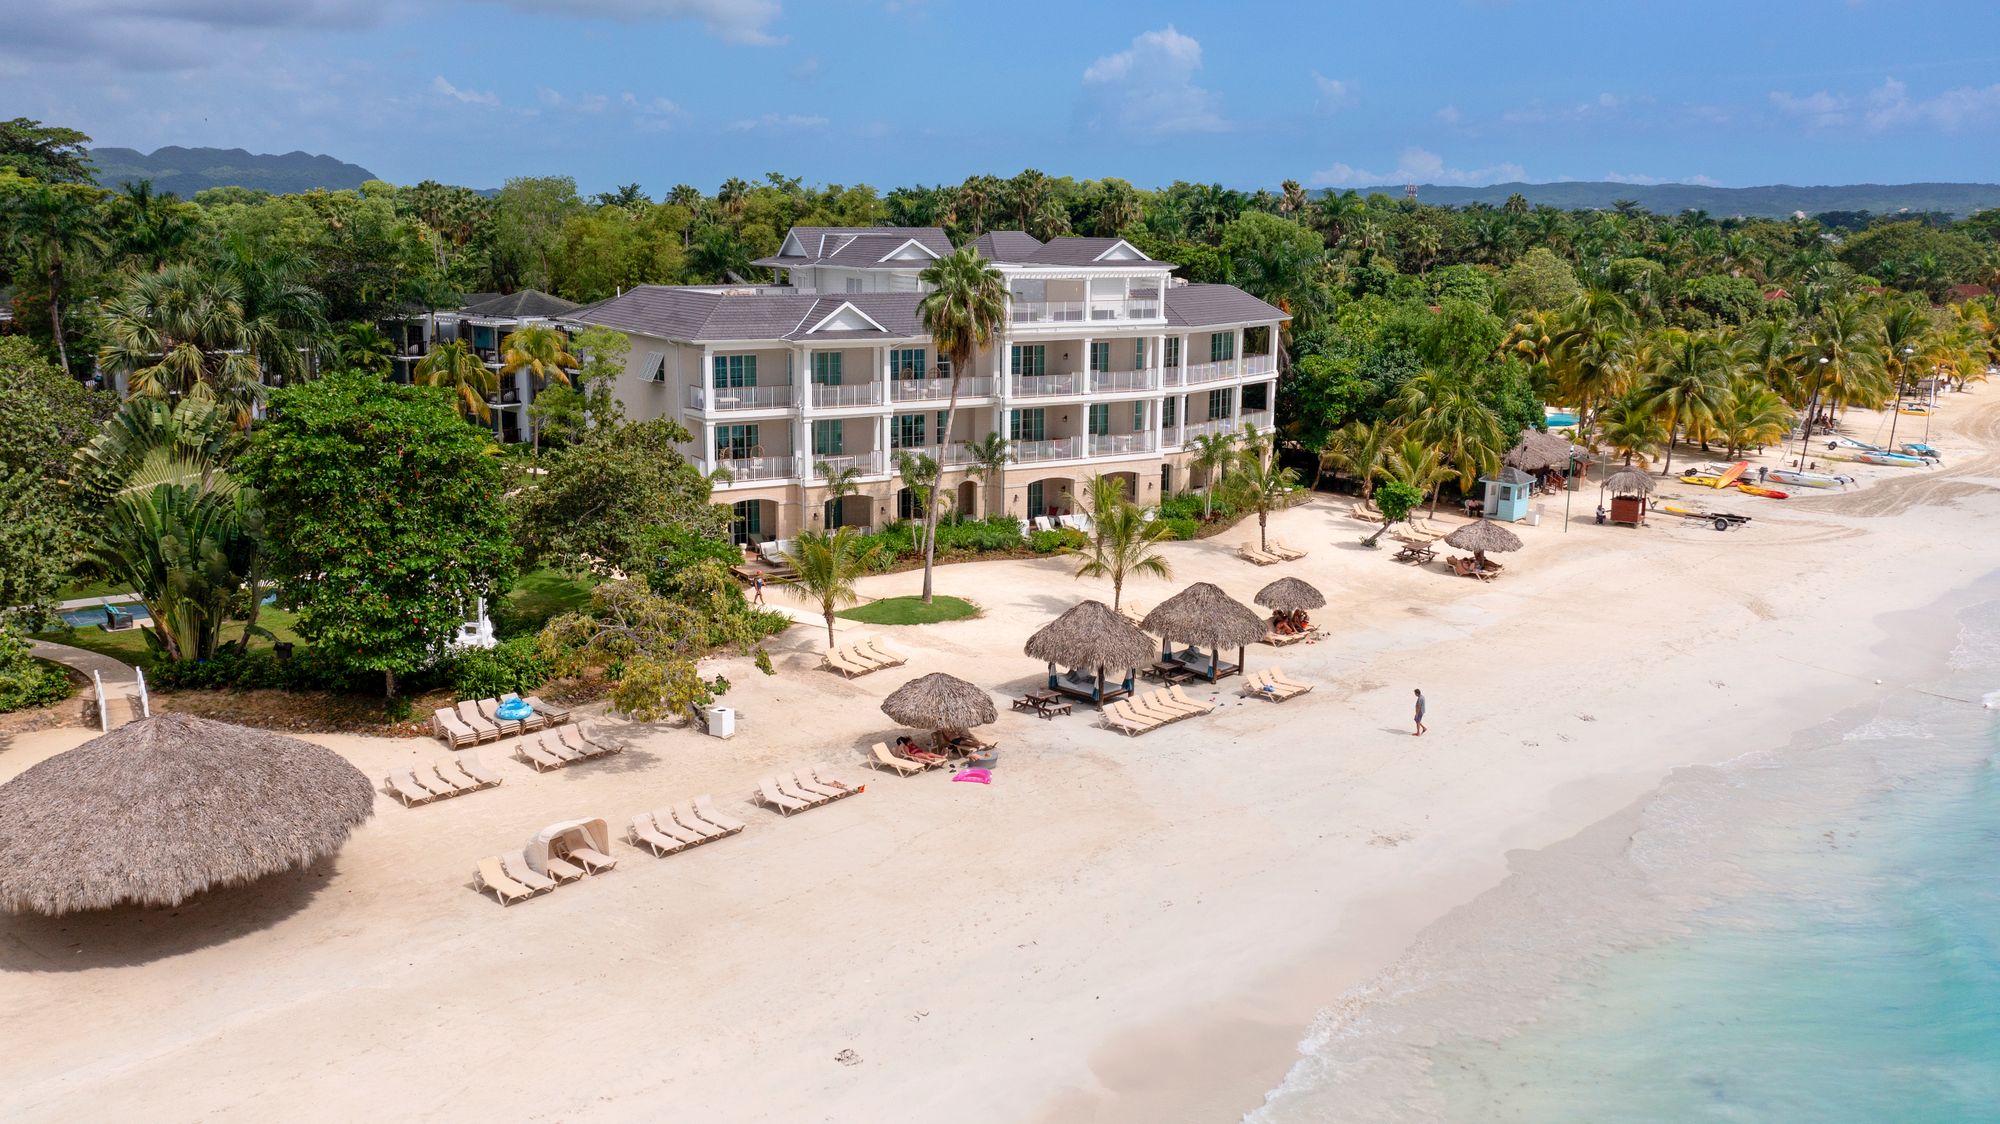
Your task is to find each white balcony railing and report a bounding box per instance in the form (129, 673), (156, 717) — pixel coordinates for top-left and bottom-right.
(1087, 432), (1157, 456)
(1244, 355), (1278, 377)
(712, 455), (795, 483)
(1181, 417), (1238, 442)
(890, 375), (994, 401)
(687, 384), (795, 411)
(1009, 300), (1085, 324)
(1239, 409), (1272, 432)
(1160, 425), (1182, 448)
(1012, 373), (1080, 397)
(810, 382), (882, 408)
(1161, 366), (1184, 387)
(809, 452), (886, 478)
(1013, 436), (1083, 463)
(1182, 361), (1236, 385)
(1089, 370), (1156, 392)
(1011, 297), (1163, 324)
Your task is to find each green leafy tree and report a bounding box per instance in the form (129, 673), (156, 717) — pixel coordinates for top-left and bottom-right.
(915, 246), (1009, 603)
(514, 416), (723, 578)
(784, 528), (884, 647)
(237, 372), (519, 696)
(1073, 474), (1172, 609)
(530, 325), (627, 445)
(1363, 480), (1426, 546)
(2, 180), (108, 376)
(111, 180), (198, 269)
(538, 571), (774, 721)
(1501, 246), (1582, 311)
(0, 117), (95, 182)
(0, 338), (112, 631)
(321, 321), (397, 377)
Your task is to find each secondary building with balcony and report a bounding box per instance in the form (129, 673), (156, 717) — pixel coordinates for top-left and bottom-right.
(566, 227), (1284, 546)
(381, 289), (581, 444)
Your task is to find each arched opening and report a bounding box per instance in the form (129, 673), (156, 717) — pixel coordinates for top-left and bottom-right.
(1160, 463), (1174, 497)
(821, 494), (871, 532)
(1026, 477), (1076, 521)
(729, 499), (775, 546)
(1102, 471), (1137, 503)
(956, 480), (979, 518)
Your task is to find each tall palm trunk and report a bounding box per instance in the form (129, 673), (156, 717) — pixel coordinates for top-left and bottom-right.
(47, 260), (69, 376)
(921, 354), (967, 605)
(1661, 412), (1680, 475)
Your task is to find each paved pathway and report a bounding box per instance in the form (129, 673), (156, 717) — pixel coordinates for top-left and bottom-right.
(29, 639), (144, 729)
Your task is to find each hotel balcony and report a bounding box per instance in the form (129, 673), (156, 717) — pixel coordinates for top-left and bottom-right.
(1012, 372), (1081, 398)
(1239, 408), (1272, 432)
(1181, 361), (1236, 386)
(686, 383), (797, 412)
(1012, 436), (1084, 463)
(1181, 416), (1240, 442)
(1010, 296), (1162, 325)
(889, 375), (995, 402)
(710, 454), (795, 484)
(1087, 431), (1158, 456)
(809, 451), (889, 478)
(1088, 369), (1157, 393)
(1244, 354), (1278, 377)
(811, 381), (884, 408)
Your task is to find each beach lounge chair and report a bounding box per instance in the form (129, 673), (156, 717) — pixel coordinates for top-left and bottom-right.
(455, 700), (503, 742)
(1269, 668), (1313, 694)
(1126, 693), (1184, 725)
(675, 799), (736, 839)
(1238, 544), (1282, 566)
(473, 697), (523, 738)
(788, 770), (850, 802)
(628, 813), (691, 857)
(870, 743), (925, 776)
(500, 852), (562, 893)
(432, 707), (480, 749)
(556, 723), (616, 759)
(565, 845), (617, 875)
(1241, 670), (1301, 702)
(859, 638), (907, 667)
(457, 757), (503, 788)
(1268, 539), (1308, 561)
(1032, 516), (1055, 533)
(755, 777), (812, 816)
(810, 767), (859, 799)
(777, 773), (835, 806)
(386, 771), (437, 806)
(1349, 502), (1384, 523)
(1168, 685), (1217, 715)
(1103, 700), (1158, 735)
(542, 855), (588, 883)
(477, 857), (537, 905)
(423, 763), (474, 795)
(649, 809), (709, 847)
(1137, 689), (1195, 719)
(824, 647), (878, 678)
(520, 695), (572, 724)
(1448, 556), (1493, 582)
(694, 795), (747, 835)
(515, 739), (568, 772)
(496, 692), (551, 733)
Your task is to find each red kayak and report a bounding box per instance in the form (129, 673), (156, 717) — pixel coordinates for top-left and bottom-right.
(1731, 482), (1789, 499)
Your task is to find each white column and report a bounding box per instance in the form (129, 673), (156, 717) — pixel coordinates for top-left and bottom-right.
(698, 345), (714, 410)
(877, 414), (892, 473)
(1080, 336), (1093, 392)
(878, 344), (890, 404)
(702, 421), (717, 474)
(1235, 327), (1247, 377)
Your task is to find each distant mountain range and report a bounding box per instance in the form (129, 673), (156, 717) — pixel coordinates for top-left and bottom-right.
(1357, 181), (2000, 218)
(90, 146), (378, 196)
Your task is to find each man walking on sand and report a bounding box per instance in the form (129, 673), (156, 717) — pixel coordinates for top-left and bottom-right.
(1413, 688), (1427, 736)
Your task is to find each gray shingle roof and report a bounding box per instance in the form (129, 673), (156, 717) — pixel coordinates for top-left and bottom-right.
(459, 289), (582, 320)
(566, 287), (927, 343)
(1018, 237), (1164, 267)
(1164, 284), (1289, 327)
(752, 225), (953, 270)
(968, 230), (1046, 262)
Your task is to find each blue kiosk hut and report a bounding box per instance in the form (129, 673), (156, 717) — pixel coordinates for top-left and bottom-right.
(1024, 600), (1154, 707)
(1479, 466), (1535, 523)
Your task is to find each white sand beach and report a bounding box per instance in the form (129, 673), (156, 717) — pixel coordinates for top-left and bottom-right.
(4, 396), (1998, 1123)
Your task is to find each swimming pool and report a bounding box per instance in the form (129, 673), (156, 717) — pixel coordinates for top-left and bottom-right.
(1544, 411), (1578, 427)
(59, 602), (152, 628)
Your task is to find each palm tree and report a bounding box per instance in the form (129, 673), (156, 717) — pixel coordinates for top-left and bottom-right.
(1383, 436), (1453, 520)
(1222, 436), (1301, 553)
(1796, 298), (1883, 458)
(783, 528), (882, 648)
(321, 322), (396, 377)
(1596, 395), (1668, 467)
(1638, 329), (1733, 474)
(73, 397), (239, 503)
(3, 181), (108, 376)
(815, 459), (863, 528)
(1316, 419), (1397, 502)
(98, 265), (282, 427)
(111, 179), (196, 269)
(892, 448), (940, 521)
(1877, 301), (1932, 447)
(914, 246), (1008, 604)
(414, 339), (497, 421)
(1393, 369), (1507, 502)
(1185, 430), (1238, 518)
(1552, 287), (1635, 431)
(501, 324), (579, 451)
(1073, 475), (1172, 610)
(1715, 378), (1795, 458)
(962, 431), (1011, 519)
(84, 482), (262, 664)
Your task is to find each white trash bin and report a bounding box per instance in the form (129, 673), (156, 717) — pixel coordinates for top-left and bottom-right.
(705, 706), (736, 739)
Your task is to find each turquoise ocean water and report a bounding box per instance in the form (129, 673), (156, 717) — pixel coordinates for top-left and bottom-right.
(1252, 596), (2000, 1123)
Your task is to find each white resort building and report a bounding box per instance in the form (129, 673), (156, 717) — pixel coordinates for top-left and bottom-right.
(382, 289), (582, 445)
(564, 226), (1286, 545)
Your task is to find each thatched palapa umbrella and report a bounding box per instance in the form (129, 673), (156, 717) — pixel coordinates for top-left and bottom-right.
(1253, 577), (1326, 613)
(1140, 582), (1266, 682)
(1505, 428), (1585, 472)
(881, 672), (998, 747)
(0, 713), (375, 915)
(1024, 600), (1154, 707)
(1444, 517), (1524, 570)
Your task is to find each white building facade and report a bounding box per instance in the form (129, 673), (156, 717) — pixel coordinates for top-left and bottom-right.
(566, 226), (1286, 545)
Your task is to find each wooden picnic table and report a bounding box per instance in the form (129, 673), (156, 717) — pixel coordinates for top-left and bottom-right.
(1145, 660), (1194, 685)
(1393, 542), (1436, 564)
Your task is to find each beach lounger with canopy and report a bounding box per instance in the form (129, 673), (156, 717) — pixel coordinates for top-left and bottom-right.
(432, 707), (481, 749)
(755, 777), (812, 816)
(870, 743), (925, 776)
(694, 795), (747, 835)
(477, 856), (538, 905)
(525, 818), (614, 881)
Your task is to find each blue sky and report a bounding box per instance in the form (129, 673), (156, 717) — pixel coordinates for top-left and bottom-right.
(6, 1), (2000, 194)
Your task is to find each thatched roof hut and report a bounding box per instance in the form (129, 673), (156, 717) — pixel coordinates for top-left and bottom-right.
(1445, 517), (1524, 568)
(1141, 583), (1266, 682)
(1604, 467), (1656, 496)
(1253, 577), (1326, 612)
(0, 714), (375, 915)
(881, 672), (998, 731)
(1025, 601), (1154, 705)
(1505, 429), (1584, 472)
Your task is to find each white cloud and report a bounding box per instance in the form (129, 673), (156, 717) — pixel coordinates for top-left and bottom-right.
(538, 88), (609, 112)
(1772, 77), (2000, 131)
(432, 75), (498, 106)
(488, 0), (782, 44)
(1499, 92), (1632, 125)
(1602, 171), (1723, 187)
(1311, 71), (1352, 110)
(790, 55), (821, 81)
(1310, 147), (1527, 188)
(2, 0), (390, 71)
(727, 112), (828, 131)
(1435, 105), (1463, 125)
(1080, 25), (1226, 136)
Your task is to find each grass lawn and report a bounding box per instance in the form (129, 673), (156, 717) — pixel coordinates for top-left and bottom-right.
(499, 568), (594, 631)
(837, 595), (977, 626)
(55, 577), (125, 601)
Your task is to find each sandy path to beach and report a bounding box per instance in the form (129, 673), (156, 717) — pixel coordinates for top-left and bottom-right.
(3, 394), (1997, 1123)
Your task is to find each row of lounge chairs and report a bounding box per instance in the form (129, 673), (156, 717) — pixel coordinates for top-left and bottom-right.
(515, 723), (624, 771)
(386, 757), (503, 807)
(823, 638), (908, 678)
(628, 797), (745, 857)
(1030, 513), (1095, 535)
(1238, 540), (1309, 566)
(476, 847), (615, 906)
(1241, 667), (1313, 702)
(1103, 687), (1216, 736)
(432, 694), (573, 748)
(754, 768), (860, 815)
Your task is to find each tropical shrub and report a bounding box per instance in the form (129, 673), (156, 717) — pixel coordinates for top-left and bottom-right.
(1152, 516), (1201, 541)
(447, 636), (553, 701)
(0, 634), (71, 712)
(1029, 528), (1087, 553)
